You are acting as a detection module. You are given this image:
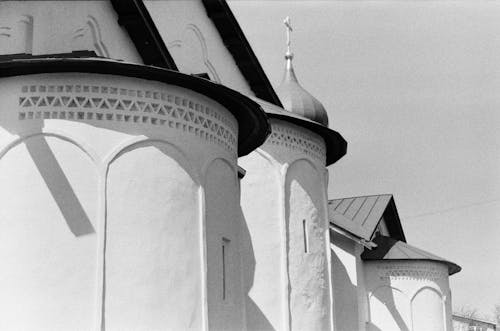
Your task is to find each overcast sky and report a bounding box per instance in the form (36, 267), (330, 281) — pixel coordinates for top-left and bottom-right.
(230, 0), (500, 318)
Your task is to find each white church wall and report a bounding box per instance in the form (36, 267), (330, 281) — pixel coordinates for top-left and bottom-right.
(105, 141), (202, 330)
(239, 150), (284, 331)
(240, 118), (332, 331)
(144, 0), (254, 95)
(330, 231), (363, 331)
(0, 135), (98, 330)
(205, 158), (245, 331)
(0, 72), (241, 330)
(364, 260), (452, 331)
(0, 1), (142, 62)
(285, 159), (330, 331)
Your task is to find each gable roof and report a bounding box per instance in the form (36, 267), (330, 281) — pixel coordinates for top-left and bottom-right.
(202, 0), (283, 106)
(110, 0), (178, 70)
(361, 235), (461, 275)
(328, 194), (406, 242)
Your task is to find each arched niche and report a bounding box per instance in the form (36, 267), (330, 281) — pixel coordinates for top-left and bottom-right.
(411, 287), (445, 331)
(204, 158), (245, 330)
(0, 134), (98, 330)
(368, 286), (411, 331)
(104, 140), (202, 330)
(285, 158), (330, 331)
(240, 150), (283, 331)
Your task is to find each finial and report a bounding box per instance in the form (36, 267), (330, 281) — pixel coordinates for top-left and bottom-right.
(283, 16), (293, 59)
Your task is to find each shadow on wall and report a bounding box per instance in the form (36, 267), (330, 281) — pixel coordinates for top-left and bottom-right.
(239, 203), (275, 331)
(330, 237), (359, 331)
(24, 136), (95, 236)
(368, 280), (410, 331)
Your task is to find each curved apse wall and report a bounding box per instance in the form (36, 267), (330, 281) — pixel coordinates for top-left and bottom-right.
(105, 141), (201, 331)
(285, 159), (330, 331)
(205, 158), (244, 330)
(0, 135), (98, 330)
(365, 261), (450, 331)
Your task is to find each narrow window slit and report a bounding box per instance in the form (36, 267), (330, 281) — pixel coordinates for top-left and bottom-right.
(303, 219), (309, 253)
(222, 237), (230, 300)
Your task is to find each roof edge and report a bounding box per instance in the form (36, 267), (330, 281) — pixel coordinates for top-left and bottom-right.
(110, 0), (178, 70)
(361, 236), (461, 275)
(0, 57), (271, 156)
(202, 0), (283, 107)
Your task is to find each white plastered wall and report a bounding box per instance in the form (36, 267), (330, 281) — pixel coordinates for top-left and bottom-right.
(239, 118), (332, 331)
(143, 0), (254, 96)
(364, 260), (453, 331)
(330, 232), (370, 331)
(0, 72), (243, 330)
(0, 1), (142, 62)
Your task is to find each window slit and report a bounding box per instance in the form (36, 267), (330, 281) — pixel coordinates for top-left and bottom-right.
(303, 219), (309, 253)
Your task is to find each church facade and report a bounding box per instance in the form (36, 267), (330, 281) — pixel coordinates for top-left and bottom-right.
(0, 1), (460, 330)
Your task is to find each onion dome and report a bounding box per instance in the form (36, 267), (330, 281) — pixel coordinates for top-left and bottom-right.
(276, 17), (329, 126)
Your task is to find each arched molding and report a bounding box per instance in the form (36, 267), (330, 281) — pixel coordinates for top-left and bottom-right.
(254, 147), (279, 168)
(285, 157), (324, 182)
(72, 15), (109, 57)
(410, 286), (446, 331)
(184, 24), (221, 83)
(103, 136), (201, 185)
(99, 137), (202, 330)
(409, 285), (444, 304)
(201, 156), (237, 188)
(0, 129), (99, 165)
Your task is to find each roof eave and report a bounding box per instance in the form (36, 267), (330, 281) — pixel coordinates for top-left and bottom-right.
(0, 57), (270, 156)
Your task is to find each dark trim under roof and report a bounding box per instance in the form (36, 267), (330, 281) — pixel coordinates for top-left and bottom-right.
(202, 0), (283, 107)
(253, 97), (347, 165)
(0, 57), (271, 156)
(110, 0), (178, 70)
(361, 235), (461, 275)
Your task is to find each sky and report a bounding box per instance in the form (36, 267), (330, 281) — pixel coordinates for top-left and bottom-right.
(229, 0), (500, 319)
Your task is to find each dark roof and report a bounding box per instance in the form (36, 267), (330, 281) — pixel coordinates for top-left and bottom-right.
(276, 55), (329, 126)
(361, 235), (461, 275)
(202, 0), (282, 106)
(328, 194), (406, 242)
(110, 0), (178, 70)
(0, 57), (271, 156)
(252, 97), (347, 165)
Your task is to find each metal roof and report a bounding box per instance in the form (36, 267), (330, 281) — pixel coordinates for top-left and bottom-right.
(202, 0), (283, 106)
(361, 235), (461, 275)
(328, 194), (406, 242)
(110, 0), (178, 70)
(251, 96), (347, 166)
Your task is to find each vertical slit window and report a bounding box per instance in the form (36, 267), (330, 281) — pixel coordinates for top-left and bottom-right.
(303, 219), (309, 253)
(222, 237), (230, 301)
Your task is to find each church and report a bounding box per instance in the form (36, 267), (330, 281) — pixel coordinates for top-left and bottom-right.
(0, 1), (460, 330)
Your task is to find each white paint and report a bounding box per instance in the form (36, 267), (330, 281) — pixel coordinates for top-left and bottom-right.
(144, 0), (254, 96)
(364, 260), (453, 331)
(0, 72), (242, 330)
(240, 119), (332, 331)
(0, 135), (98, 331)
(0, 1), (142, 62)
(330, 232), (361, 331)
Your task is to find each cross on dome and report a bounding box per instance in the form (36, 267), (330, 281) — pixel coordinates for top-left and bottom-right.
(276, 16), (329, 126)
(284, 16), (293, 58)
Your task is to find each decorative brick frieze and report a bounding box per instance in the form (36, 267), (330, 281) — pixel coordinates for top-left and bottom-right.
(267, 122), (326, 164)
(18, 84), (237, 154)
(376, 263), (447, 282)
